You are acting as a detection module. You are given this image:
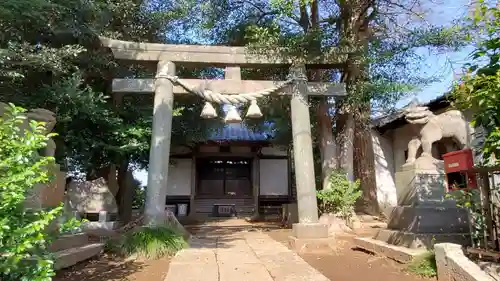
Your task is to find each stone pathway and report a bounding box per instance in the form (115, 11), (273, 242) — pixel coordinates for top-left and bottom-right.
(165, 230), (331, 281)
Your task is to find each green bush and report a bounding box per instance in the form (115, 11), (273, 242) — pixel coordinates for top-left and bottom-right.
(446, 188), (484, 246)
(58, 217), (87, 235)
(452, 1), (500, 165)
(132, 186), (146, 210)
(0, 104), (62, 281)
(406, 251), (437, 278)
(106, 226), (188, 260)
(316, 170), (362, 219)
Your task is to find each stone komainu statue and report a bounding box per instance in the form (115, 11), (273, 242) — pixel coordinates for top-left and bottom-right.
(403, 101), (469, 165)
(0, 103), (57, 157)
(26, 108), (57, 157)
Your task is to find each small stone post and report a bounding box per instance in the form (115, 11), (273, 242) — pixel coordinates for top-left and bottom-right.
(289, 65), (328, 242)
(144, 61), (175, 225)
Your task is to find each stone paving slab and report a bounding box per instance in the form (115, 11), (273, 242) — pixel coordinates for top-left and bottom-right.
(219, 263), (275, 281)
(166, 262), (219, 281)
(189, 237), (217, 249)
(169, 249), (216, 264)
(244, 233), (291, 255)
(164, 230), (331, 281)
(217, 250), (261, 264)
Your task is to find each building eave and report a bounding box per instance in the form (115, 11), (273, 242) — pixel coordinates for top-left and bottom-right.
(373, 94), (452, 134)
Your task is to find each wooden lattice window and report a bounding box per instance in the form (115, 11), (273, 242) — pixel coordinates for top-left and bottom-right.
(197, 158), (252, 197)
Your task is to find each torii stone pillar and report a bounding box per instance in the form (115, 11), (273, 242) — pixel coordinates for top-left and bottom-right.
(289, 65), (328, 243)
(144, 61), (175, 225)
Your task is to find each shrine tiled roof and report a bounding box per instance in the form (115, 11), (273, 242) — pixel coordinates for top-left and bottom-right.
(373, 95), (451, 133)
(207, 95), (451, 140)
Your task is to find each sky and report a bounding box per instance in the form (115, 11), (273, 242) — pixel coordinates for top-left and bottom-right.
(134, 0), (476, 186)
(395, 0), (475, 106)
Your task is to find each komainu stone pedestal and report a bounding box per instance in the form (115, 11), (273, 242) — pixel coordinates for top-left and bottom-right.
(66, 178), (119, 235)
(385, 159), (470, 249)
(396, 158), (450, 206)
(355, 158), (471, 262)
(385, 159), (469, 247)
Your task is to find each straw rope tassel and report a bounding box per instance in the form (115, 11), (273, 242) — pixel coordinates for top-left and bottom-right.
(224, 105), (242, 123)
(246, 100), (263, 118)
(200, 102), (217, 119)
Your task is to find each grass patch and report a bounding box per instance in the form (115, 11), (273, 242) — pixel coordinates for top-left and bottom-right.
(406, 251), (437, 278)
(106, 226), (188, 259)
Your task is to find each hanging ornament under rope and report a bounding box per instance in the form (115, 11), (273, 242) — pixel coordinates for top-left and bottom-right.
(224, 105), (242, 123)
(200, 102), (217, 119)
(245, 100), (263, 119)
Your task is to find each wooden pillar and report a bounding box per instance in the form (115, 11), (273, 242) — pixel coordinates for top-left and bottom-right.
(289, 65), (319, 224)
(144, 61), (175, 225)
(252, 155), (260, 219)
(189, 156), (196, 218)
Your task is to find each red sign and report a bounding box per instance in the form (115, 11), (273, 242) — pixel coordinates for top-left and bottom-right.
(442, 148), (477, 190)
(443, 148), (474, 173)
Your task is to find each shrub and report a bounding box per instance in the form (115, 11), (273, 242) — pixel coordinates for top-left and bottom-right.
(132, 185), (146, 210)
(406, 251), (437, 278)
(58, 217), (87, 235)
(0, 104), (62, 281)
(106, 226), (188, 259)
(446, 189), (484, 246)
(452, 1), (500, 165)
(316, 170), (362, 219)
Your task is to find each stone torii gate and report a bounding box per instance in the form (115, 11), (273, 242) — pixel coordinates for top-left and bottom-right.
(101, 37), (346, 243)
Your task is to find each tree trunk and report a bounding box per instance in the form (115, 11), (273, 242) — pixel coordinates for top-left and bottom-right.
(308, 0), (337, 190)
(107, 164), (119, 196)
(336, 0), (379, 215)
(353, 106), (379, 215)
(335, 107), (354, 181)
(116, 159), (133, 224)
(317, 98), (337, 190)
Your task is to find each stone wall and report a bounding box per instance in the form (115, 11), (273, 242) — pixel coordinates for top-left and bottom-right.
(371, 129), (398, 214)
(435, 243), (495, 281)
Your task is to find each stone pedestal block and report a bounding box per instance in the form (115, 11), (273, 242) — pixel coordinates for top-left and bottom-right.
(292, 223), (329, 239)
(25, 164), (66, 209)
(395, 159), (457, 207)
(289, 223), (332, 253)
(288, 236), (336, 253)
(41, 169), (66, 208)
(66, 177), (118, 213)
(387, 206), (469, 233)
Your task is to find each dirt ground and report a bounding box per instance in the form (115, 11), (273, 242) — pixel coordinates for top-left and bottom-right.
(267, 228), (434, 281)
(53, 254), (171, 281)
(54, 222), (433, 281)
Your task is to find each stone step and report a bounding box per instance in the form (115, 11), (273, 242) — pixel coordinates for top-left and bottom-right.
(374, 229), (471, 249)
(54, 243), (104, 270)
(362, 221), (387, 229)
(357, 214), (382, 222)
(354, 237), (428, 263)
(81, 221), (119, 237)
(49, 233), (89, 252)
